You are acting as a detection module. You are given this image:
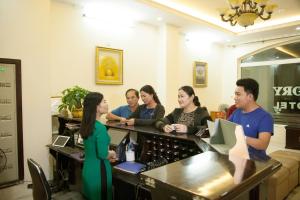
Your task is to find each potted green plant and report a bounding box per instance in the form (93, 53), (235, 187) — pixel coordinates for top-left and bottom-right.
(58, 86), (89, 118)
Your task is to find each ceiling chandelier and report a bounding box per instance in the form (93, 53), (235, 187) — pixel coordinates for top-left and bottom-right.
(219, 0), (277, 28)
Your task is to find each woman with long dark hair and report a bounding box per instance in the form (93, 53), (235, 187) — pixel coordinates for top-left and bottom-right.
(126, 85), (165, 126)
(155, 86), (211, 135)
(80, 92), (116, 200)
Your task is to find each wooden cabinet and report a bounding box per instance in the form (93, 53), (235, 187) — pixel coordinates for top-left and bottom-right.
(285, 125), (300, 150)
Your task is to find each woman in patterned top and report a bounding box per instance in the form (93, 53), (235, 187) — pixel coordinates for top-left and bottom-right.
(155, 86), (211, 135)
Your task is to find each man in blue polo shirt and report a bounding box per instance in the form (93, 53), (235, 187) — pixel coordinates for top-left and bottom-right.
(229, 78), (273, 160)
(106, 89), (139, 123)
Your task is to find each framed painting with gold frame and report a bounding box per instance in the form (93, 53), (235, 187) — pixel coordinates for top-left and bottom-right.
(95, 47), (123, 85)
(193, 61), (207, 87)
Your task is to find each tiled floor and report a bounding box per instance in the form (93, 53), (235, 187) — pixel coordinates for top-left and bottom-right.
(0, 182), (33, 200)
(1, 182), (300, 200)
(287, 186), (300, 200)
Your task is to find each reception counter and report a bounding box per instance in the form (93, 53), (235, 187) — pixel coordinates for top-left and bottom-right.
(50, 115), (281, 200)
(141, 151), (280, 200)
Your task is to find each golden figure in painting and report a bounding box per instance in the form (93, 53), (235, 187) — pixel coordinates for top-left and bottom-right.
(98, 56), (119, 81)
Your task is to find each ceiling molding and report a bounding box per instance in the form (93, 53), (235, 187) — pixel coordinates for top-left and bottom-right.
(237, 20), (300, 36)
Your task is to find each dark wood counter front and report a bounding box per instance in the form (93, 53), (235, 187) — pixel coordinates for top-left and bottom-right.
(286, 125), (300, 150)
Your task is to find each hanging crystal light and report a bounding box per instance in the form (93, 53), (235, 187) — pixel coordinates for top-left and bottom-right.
(219, 0), (277, 27)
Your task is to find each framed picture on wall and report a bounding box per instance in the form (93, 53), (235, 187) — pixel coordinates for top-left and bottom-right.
(50, 96), (62, 115)
(95, 47), (123, 85)
(193, 61), (207, 87)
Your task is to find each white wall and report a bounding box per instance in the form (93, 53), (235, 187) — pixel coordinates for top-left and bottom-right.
(150, 25), (226, 113)
(178, 35), (225, 112)
(49, 2), (226, 114)
(164, 24), (181, 113)
(50, 1), (161, 110)
(0, 0), (51, 180)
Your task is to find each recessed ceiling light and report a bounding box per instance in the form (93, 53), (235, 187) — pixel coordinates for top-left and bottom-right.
(277, 9), (285, 13)
(156, 17), (162, 21)
(296, 27), (300, 31)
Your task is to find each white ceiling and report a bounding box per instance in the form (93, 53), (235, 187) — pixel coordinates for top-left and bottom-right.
(141, 0), (300, 33)
(55, 0), (300, 44)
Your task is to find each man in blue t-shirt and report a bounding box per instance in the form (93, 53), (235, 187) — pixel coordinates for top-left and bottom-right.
(106, 89), (139, 123)
(228, 78), (273, 160)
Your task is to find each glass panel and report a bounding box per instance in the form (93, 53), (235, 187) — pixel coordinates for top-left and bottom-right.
(241, 42), (300, 63)
(241, 63), (300, 114)
(273, 63), (300, 114)
(241, 66), (275, 113)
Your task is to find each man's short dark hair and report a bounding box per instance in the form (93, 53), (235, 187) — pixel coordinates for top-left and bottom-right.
(236, 78), (259, 101)
(125, 89), (139, 98)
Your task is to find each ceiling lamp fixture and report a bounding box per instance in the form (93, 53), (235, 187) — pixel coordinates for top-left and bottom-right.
(219, 0), (277, 28)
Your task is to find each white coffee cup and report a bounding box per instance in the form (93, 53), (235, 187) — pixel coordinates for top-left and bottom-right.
(125, 150), (135, 162)
(171, 124), (176, 131)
